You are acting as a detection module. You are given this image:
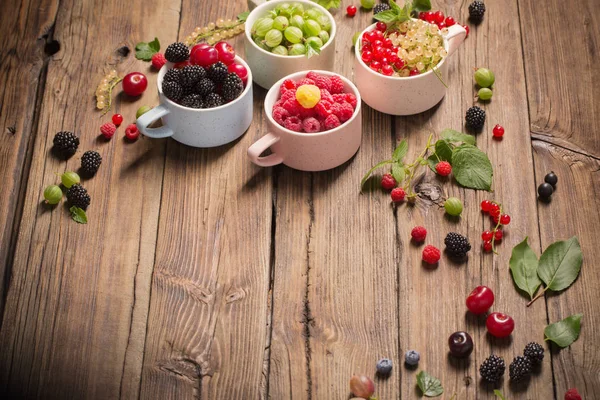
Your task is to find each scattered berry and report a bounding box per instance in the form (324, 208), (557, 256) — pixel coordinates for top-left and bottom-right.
(165, 42), (189, 63)
(466, 286), (494, 315)
(545, 171), (558, 187)
(373, 3), (391, 16)
(53, 131), (79, 158)
(349, 375), (375, 398)
(346, 5), (357, 16)
(151, 52), (167, 69)
(391, 187), (406, 202)
(404, 350), (420, 366)
(422, 245), (441, 264)
(100, 122), (117, 139)
(112, 114), (123, 126)
(444, 197), (463, 217)
(500, 214), (511, 225)
(538, 182), (554, 199)
(479, 355), (505, 383)
(376, 358), (393, 376)
(125, 124), (140, 141)
(80, 151), (102, 176)
(509, 355), (532, 382)
(465, 106), (486, 131)
(468, 1), (486, 23)
(381, 174), (397, 190)
(122, 72), (148, 96)
(493, 124), (504, 138)
(448, 331), (474, 358)
(136, 105), (152, 119)
(523, 342), (545, 364)
(60, 171), (80, 189)
(43, 185), (62, 205)
(486, 312), (514, 338)
(474, 67), (495, 88)
(564, 388), (582, 400)
(411, 226), (427, 242)
(435, 161), (452, 176)
(480, 200), (492, 212)
(444, 232), (471, 259)
(66, 183), (91, 210)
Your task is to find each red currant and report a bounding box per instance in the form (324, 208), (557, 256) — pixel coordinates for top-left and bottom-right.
(437, 21), (446, 29)
(486, 312), (515, 338)
(494, 229), (503, 241)
(419, 11), (427, 20)
(500, 214), (511, 225)
(482, 231), (493, 241)
(466, 286), (494, 315)
(364, 31), (376, 42)
(374, 30), (384, 40)
(376, 22), (387, 31)
(361, 51), (373, 63)
(388, 52), (399, 63)
(409, 68), (420, 76)
(394, 59), (405, 70)
(191, 46), (218, 67)
(483, 240), (493, 252)
(214, 41), (236, 65)
(369, 61), (381, 72)
(112, 114), (123, 126)
(489, 203), (500, 215)
(445, 16), (456, 26)
(381, 64), (394, 76)
(480, 200), (492, 212)
(493, 124), (505, 138)
(346, 5), (357, 16)
(122, 72), (148, 96)
(434, 11), (445, 24)
(379, 57), (389, 65)
(425, 11), (435, 23)
(463, 25), (470, 37)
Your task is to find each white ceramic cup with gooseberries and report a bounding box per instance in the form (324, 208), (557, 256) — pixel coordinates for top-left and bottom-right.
(354, 22), (466, 116)
(244, 0), (337, 89)
(136, 56), (253, 148)
(247, 70), (362, 171)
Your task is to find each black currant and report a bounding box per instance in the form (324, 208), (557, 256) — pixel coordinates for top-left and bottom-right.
(544, 171), (558, 187)
(537, 182), (553, 199)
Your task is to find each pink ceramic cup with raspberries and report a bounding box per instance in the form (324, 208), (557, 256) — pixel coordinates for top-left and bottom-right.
(247, 70), (362, 171)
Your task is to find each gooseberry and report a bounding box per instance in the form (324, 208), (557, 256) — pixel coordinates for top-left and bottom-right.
(44, 185), (63, 205)
(444, 197), (463, 216)
(61, 171), (80, 188)
(478, 87), (493, 101)
(474, 67), (495, 88)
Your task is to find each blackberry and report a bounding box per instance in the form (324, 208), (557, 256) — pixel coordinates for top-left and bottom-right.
(195, 78), (215, 96)
(373, 3), (391, 16)
(53, 131), (79, 158)
(523, 342), (544, 364)
(162, 81), (183, 102)
(80, 150), (102, 176)
(66, 184), (91, 210)
(221, 72), (244, 101)
(164, 42), (189, 63)
(204, 93), (224, 108)
(479, 354), (505, 383)
(468, 1), (486, 23)
(465, 106), (486, 131)
(163, 68), (181, 84)
(509, 356), (532, 382)
(180, 65), (206, 89)
(444, 232), (472, 259)
(207, 62), (229, 84)
(180, 93), (204, 109)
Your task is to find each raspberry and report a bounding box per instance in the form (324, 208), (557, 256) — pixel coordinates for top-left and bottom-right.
(391, 187), (405, 202)
(302, 117), (321, 133)
(344, 93), (358, 108)
(100, 122), (117, 139)
(274, 100), (284, 109)
(422, 245), (441, 264)
(332, 93), (345, 103)
(330, 75), (344, 94)
(320, 89), (334, 103)
(315, 100), (333, 119)
(381, 174), (397, 190)
(280, 79), (297, 93)
(281, 89), (297, 103)
(125, 124), (140, 140)
(284, 116), (302, 132)
(331, 102), (354, 122)
(282, 99), (303, 116)
(306, 71), (320, 80)
(435, 161), (452, 176)
(314, 76), (332, 91)
(151, 53), (167, 69)
(564, 388), (582, 400)
(272, 107), (290, 125)
(323, 114), (341, 130)
(297, 78), (315, 87)
(411, 226), (427, 242)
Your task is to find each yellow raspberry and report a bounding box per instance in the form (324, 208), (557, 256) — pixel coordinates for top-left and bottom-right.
(295, 84), (321, 108)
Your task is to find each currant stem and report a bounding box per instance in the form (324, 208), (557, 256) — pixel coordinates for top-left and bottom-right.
(101, 76), (123, 115)
(189, 21), (244, 46)
(490, 201), (503, 254)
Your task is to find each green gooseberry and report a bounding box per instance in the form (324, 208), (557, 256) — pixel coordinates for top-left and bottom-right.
(303, 19), (321, 37)
(361, 0), (375, 9)
(61, 171), (80, 188)
(290, 2), (304, 15)
(273, 16), (289, 31)
(305, 8), (322, 20)
(288, 43), (307, 55)
(265, 29), (283, 48)
(136, 105), (152, 119)
(44, 185), (62, 205)
(474, 67), (495, 88)
(290, 15), (304, 29)
(278, 3), (293, 17)
(317, 15), (331, 32)
(318, 30), (330, 44)
(284, 26), (303, 44)
(254, 36), (270, 51)
(253, 17), (274, 37)
(478, 87), (493, 101)
(305, 36), (323, 49)
(271, 45), (288, 55)
(444, 197), (464, 217)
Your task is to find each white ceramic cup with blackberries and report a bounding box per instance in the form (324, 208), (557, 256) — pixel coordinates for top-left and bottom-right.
(136, 56), (253, 148)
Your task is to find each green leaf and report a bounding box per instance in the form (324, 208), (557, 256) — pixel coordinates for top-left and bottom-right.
(493, 390), (506, 400)
(237, 11), (250, 21)
(440, 129), (476, 145)
(393, 139), (408, 162)
(70, 206), (88, 224)
(412, 0), (432, 12)
(313, 0), (341, 9)
(361, 159), (394, 188)
(416, 371), (443, 397)
(451, 144), (493, 191)
(352, 32), (361, 46)
(391, 162), (405, 184)
(306, 41), (321, 58)
(538, 236), (583, 292)
(509, 237), (541, 300)
(135, 37), (160, 61)
(389, 0), (402, 13)
(544, 313), (583, 348)
(373, 10), (398, 23)
(434, 140), (453, 162)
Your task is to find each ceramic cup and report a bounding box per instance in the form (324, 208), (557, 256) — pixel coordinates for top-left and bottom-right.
(354, 23), (466, 116)
(247, 70), (362, 171)
(136, 56), (253, 148)
(244, 0), (336, 89)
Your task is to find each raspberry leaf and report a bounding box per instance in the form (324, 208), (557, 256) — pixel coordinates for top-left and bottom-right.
(70, 206), (88, 224)
(450, 144), (493, 191)
(374, 10), (399, 24)
(544, 313), (583, 348)
(509, 237), (541, 300)
(237, 11), (250, 21)
(391, 162), (405, 184)
(416, 371), (443, 397)
(412, 0), (432, 12)
(392, 139), (408, 162)
(537, 236), (582, 292)
(135, 37), (160, 61)
(313, 0), (341, 9)
(493, 390), (506, 400)
(440, 129), (476, 145)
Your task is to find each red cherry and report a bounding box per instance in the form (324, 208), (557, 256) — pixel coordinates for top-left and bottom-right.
(227, 63), (248, 85)
(112, 114), (123, 126)
(486, 312), (515, 338)
(466, 286), (495, 314)
(480, 200), (492, 212)
(381, 64), (394, 76)
(445, 16), (456, 26)
(346, 5), (357, 16)
(191, 43), (210, 60)
(369, 61), (381, 72)
(173, 60), (191, 69)
(494, 229), (503, 241)
(493, 124), (505, 138)
(361, 51), (373, 63)
(463, 24), (470, 37)
(482, 231), (493, 241)
(376, 21), (387, 31)
(122, 72), (147, 96)
(434, 11), (445, 24)
(500, 214), (511, 225)
(214, 41), (236, 65)
(483, 240), (493, 252)
(191, 46), (218, 67)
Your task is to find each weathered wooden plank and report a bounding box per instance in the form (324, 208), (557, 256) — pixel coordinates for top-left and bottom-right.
(518, 0), (600, 156)
(0, 0), (59, 316)
(0, 0), (179, 397)
(138, 2), (274, 398)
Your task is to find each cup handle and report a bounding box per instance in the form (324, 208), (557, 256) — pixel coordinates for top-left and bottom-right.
(136, 104), (174, 139)
(445, 24), (467, 57)
(247, 132), (283, 167)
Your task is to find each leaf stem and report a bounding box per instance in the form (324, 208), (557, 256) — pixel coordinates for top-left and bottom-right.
(527, 287), (547, 307)
(101, 76), (123, 116)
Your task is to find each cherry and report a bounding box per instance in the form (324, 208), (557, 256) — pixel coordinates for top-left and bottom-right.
(483, 240), (493, 252)
(173, 60), (191, 69)
(214, 41), (236, 65)
(463, 25), (470, 37)
(448, 331), (473, 358)
(482, 231), (493, 241)
(112, 114), (123, 126)
(361, 51), (373, 63)
(191, 43), (210, 60)
(445, 16), (456, 26)
(349, 375), (375, 398)
(434, 11), (445, 24)
(466, 286), (495, 314)
(376, 21), (387, 31)
(493, 124), (505, 138)
(227, 63), (248, 85)
(381, 64), (394, 76)
(486, 312), (514, 338)
(346, 5), (357, 17)
(500, 214), (511, 225)
(494, 229), (503, 241)
(122, 72), (147, 96)
(480, 200), (492, 212)
(191, 46), (218, 67)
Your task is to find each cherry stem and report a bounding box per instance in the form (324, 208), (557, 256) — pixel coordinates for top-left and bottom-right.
(527, 288), (547, 307)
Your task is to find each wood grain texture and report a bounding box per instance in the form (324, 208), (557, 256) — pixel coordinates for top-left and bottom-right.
(518, 0), (600, 156)
(138, 3), (273, 399)
(0, 0), (59, 314)
(0, 0), (178, 397)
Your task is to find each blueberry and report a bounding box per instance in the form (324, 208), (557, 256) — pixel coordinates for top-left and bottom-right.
(376, 358), (393, 375)
(404, 350), (420, 366)
(544, 171), (558, 187)
(538, 182), (554, 199)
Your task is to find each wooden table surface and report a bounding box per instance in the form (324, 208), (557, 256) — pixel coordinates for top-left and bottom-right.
(1, 0), (598, 398)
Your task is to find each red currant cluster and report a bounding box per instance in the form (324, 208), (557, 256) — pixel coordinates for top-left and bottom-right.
(480, 200), (511, 252)
(418, 10), (469, 36)
(360, 23), (404, 76)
